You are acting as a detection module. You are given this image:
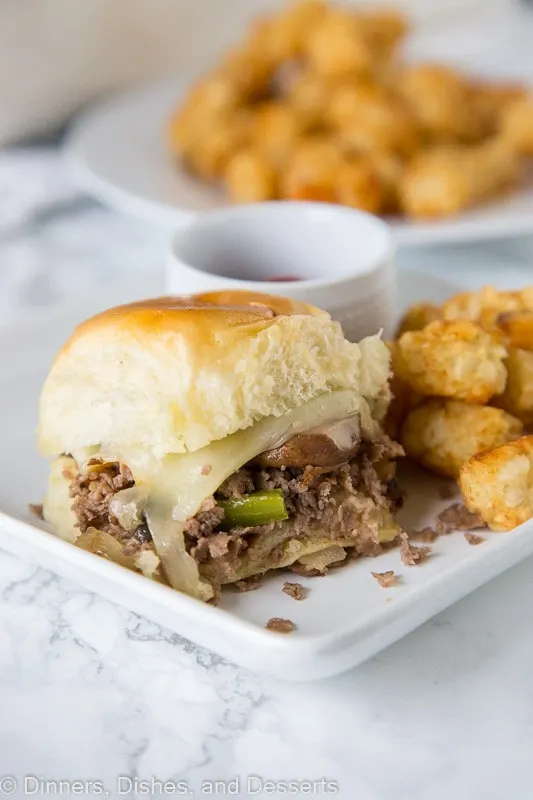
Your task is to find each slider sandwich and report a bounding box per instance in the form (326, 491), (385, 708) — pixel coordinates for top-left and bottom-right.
(37, 291), (402, 602)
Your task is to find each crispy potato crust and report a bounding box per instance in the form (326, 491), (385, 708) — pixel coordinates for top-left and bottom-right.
(250, 102), (307, 165)
(394, 320), (507, 404)
(442, 286), (524, 323)
(401, 399), (522, 478)
(225, 150), (277, 202)
(459, 435), (533, 530)
(395, 303), (442, 338)
(399, 141), (518, 220)
(501, 96), (533, 156)
(397, 64), (485, 142)
(496, 310), (533, 351)
(493, 348), (533, 426)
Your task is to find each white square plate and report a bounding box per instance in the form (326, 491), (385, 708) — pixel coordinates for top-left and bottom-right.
(2, 271), (532, 681)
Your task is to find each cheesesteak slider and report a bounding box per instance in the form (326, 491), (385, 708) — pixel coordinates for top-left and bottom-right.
(37, 291), (402, 602)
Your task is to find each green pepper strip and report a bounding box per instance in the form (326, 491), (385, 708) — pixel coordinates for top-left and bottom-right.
(217, 489), (288, 529)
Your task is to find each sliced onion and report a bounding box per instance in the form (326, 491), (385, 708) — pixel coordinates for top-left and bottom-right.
(76, 528), (137, 569)
(144, 506), (214, 602)
(297, 545), (347, 572)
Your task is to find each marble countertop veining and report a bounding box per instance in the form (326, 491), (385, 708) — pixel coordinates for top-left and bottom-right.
(3, 103), (533, 800)
(3, 537), (533, 799)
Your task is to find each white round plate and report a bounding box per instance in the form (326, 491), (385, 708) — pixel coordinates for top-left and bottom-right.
(66, 80), (533, 247)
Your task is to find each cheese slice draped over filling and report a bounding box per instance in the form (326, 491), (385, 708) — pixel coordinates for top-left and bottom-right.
(96, 389), (378, 600)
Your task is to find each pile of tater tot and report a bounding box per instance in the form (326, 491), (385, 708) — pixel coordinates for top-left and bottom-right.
(168, 0), (533, 220)
(390, 286), (533, 532)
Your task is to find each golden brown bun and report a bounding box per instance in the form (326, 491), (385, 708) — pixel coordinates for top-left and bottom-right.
(38, 290), (390, 459)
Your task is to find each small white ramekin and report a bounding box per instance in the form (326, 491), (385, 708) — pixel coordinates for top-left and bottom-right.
(165, 202), (396, 341)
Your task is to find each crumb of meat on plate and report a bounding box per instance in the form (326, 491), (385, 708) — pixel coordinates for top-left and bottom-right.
(371, 570), (398, 588)
(437, 503), (486, 534)
(399, 532), (431, 565)
(266, 617), (296, 633)
(282, 581), (308, 600)
(289, 563), (326, 578)
(235, 575), (263, 592)
(464, 533), (485, 546)
(28, 503), (44, 520)
(438, 483), (457, 500)
(409, 526), (438, 543)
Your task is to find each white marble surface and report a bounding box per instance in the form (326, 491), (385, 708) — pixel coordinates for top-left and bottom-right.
(3, 546), (533, 800)
(3, 6), (533, 793)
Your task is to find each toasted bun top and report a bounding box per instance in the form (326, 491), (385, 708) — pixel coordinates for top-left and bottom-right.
(38, 290), (390, 459)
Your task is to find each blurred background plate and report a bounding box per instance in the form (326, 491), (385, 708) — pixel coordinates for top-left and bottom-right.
(66, 79), (533, 248)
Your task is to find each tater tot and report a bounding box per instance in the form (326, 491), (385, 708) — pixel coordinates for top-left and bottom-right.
(167, 78), (242, 159)
(400, 146), (470, 219)
(304, 5), (406, 78)
(496, 309), (533, 351)
(519, 287), (533, 309)
(395, 303), (442, 337)
(167, 73), (255, 171)
(394, 320), (507, 403)
(359, 9), (408, 59)
(500, 96), (533, 156)
(401, 399), (523, 478)
(279, 137), (342, 201)
(218, 46), (275, 98)
(493, 349), (533, 426)
(305, 12), (376, 79)
(335, 158), (384, 212)
(224, 150), (277, 202)
(266, 0), (327, 59)
(471, 81), (528, 134)
(244, 18), (300, 65)
(242, 3), (326, 68)
(329, 84), (420, 158)
(398, 64), (485, 142)
(441, 290), (484, 322)
(338, 113), (420, 160)
(459, 436), (533, 530)
(327, 83), (384, 128)
(250, 102), (306, 165)
(286, 72), (337, 125)
(280, 141), (384, 210)
(184, 75), (242, 115)
(363, 150), (404, 212)
(184, 113), (252, 180)
(442, 286), (523, 323)
(400, 141), (519, 220)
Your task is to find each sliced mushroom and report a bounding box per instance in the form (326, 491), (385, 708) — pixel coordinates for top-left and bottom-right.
(254, 416), (361, 468)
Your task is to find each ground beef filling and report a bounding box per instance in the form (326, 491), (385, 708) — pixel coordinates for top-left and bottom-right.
(68, 437), (402, 578)
(69, 460), (152, 556)
(188, 439), (403, 582)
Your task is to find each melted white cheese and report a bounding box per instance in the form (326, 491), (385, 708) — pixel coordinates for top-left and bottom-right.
(108, 390), (376, 600)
